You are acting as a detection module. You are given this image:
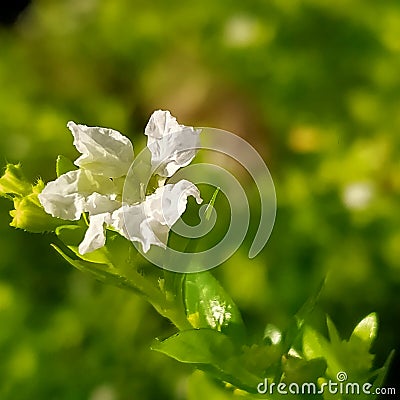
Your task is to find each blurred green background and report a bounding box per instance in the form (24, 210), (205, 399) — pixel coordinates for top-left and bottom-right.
(0, 0), (399, 398)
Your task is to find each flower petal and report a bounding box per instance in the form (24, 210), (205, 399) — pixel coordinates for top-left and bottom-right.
(110, 179), (202, 252)
(38, 170), (86, 220)
(145, 180), (203, 227)
(78, 213), (109, 254)
(110, 204), (168, 253)
(144, 110), (201, 177)
(38, 170), (119, 220)
(85, 192), (121, 216)
(68, 121), (134, 177)
(144, 110), (182, 140)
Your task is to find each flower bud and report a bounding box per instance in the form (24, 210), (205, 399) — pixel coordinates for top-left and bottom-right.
(9, 193), (66, 233)
(0, 164), (32, 197)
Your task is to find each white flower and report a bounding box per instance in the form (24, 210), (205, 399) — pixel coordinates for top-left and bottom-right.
(110, 180), (202, 253)
(145, 110), (201, 177)
(39, 169), (120, 221)
(38, 111), (202, 255)
(78, 212), (110, 255)
(68, 121), (134, 177)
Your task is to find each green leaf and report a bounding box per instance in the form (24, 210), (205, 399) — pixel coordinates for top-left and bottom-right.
(240, 343), (282, 378)
(55, 224), (111, 265)
(370, 350), (395, 399)
(350, 312), (377, 348)
(187, 371), (237, 400)
(282, 278), (326, 353)
(152, 329), (261, 393)
(152, 329), (234, 364)
(326, 316), (341, 346)
(303, 314), (380, 383)
(302, 325), (343, 378)
(56, 155), (77, 177)
(295, 278), (326, 328)
(184, 272), (246, 341)
(204, 186), (220, 221)
(282, 355), (327, 384)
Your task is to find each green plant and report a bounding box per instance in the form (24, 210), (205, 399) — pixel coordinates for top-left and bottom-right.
(0, 111), (393, 399)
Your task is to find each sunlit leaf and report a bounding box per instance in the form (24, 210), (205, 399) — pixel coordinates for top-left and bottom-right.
(152, 329), (261, 392)
(303, 314), (383, 384)
(350, 312), (378, 348)
(302, 325), (343, 378)
(56, 155), (77, 177)
(184, 272), (245, 341)
(326, 316), (341, 346)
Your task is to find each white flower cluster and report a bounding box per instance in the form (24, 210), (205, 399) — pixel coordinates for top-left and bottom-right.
(39, 110), (202, 255)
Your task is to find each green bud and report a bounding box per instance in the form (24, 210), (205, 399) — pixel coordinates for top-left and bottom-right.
(10, 192), (67, 233)
(0, 163), (70, 233)
(32, 178), (45, 195)
(0, 164), (32, 198)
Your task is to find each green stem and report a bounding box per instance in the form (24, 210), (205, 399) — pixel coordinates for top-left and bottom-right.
(109, 264), (191, 330)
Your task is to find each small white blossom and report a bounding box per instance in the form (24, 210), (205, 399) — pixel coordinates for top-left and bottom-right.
(145, 110), (201, 177)
(68, 121), (134, 177)
(38, 111), (202, 254)
(78, 212), (110, 255)
(39, 169), (119, 221)
(110, 180), (202, 253)
(144, 180), (203, 228)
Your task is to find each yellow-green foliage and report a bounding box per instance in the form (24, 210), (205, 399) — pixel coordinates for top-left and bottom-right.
(0, 0), (399, 398)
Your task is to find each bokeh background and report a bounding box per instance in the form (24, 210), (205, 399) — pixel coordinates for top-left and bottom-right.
(0, 1), (399, 399)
